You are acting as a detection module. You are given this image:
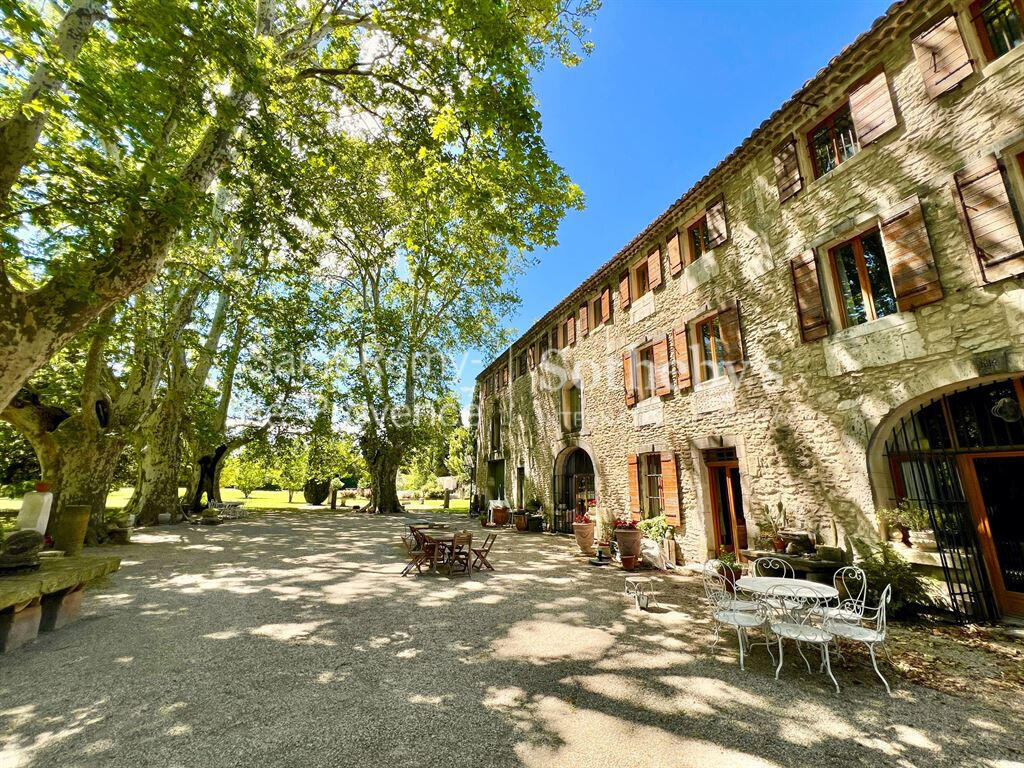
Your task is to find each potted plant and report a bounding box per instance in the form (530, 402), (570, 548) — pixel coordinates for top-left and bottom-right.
(637, 514), (675, 564)
(877, 501), (935, 551)
(757, 502), (786, 553)
(572, 512), (596, 555)
(613, 515), (642, 561)
(717, 551), (739, 592)
(513, 509), (529, 531)
(492, 505), (510, 527)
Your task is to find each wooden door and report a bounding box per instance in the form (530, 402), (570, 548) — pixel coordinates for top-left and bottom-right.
(707, 459), (747, 558)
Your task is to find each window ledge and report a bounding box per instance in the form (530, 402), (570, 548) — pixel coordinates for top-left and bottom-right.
(691, 376), (735, 414)
(629, 291), (656, 324)
(682, 252), (719, 291)
(824, 312), (927, 376)
(806, 143), (869, 190)
(830, 311), (916, 342)
(981, 43), (1024, 79)
(633, 397), (664, 428)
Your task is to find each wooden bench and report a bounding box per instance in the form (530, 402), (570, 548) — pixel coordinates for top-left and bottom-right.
(0, 555), (120, 653)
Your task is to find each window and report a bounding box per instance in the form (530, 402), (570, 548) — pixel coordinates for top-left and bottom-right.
(560, 382), (583, 432)
(829, 228), (898, 327)
(633, 259), (650, 298)
(688, 216), (711, 261)
(636, 345), (656, 401)
(490, 407), (501, 452)
(971, 0), (1024, 60)
(695, 315), (726, 383)
(641, 454), (662, 518)
(591, 297), (602, 329)
(537, 333), (549, 361)
(516, 351), (527, 379)
(808, 104), (859, 178)
(550, 326), (559, 351)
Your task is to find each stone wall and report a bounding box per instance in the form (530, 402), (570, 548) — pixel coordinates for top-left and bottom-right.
(475, 0), (1024, 567)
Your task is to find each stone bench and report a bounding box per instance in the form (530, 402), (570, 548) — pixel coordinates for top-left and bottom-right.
(0, 554), (121, 653)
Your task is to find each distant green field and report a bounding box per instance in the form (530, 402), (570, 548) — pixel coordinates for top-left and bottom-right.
(0, 487), (470, 516)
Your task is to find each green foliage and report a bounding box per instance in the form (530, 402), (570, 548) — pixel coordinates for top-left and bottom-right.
(852, 539), (931, 618)
(637, 515), (669, 542)
(757, 501), (787, 538)
(232, 450), (267, 499)
(876, 500), (931, 531)
(0, 423), (40, 486)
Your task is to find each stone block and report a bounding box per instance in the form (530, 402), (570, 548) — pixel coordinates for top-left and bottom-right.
(0, 600), (41, 653)
(40, 586), (85, 632)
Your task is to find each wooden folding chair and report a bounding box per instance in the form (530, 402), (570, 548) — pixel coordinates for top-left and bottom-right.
(402, 530), (435, 576)
(446, 532), (473, 578)
(472, 533), (497, 572)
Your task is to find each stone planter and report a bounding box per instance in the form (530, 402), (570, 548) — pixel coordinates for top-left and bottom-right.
(572, 522), (596, 555)
(909, 529), (937, 551)
(615, 528), (642, 560)
(157, 512), (172, 525)
(51, 505), (90, 557)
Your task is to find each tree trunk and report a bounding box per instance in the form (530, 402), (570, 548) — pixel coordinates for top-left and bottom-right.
(127, 395), (185, 525)
(54, 425), (125, 545)
(188, 444), (228, 512)
(361, 431), (403, 515)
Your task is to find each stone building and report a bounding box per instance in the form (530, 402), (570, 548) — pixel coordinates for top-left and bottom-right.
(473, 0), (1024, 622)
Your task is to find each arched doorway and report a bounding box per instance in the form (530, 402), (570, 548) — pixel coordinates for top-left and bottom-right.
(552, 447), (596, 533)
(880, 375), (1024, 621)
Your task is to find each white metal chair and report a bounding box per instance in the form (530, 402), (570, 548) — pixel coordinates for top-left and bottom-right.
(703, 559), (758, 612)
(702, 569), (773, 671)
(764, 584), (839, 693)
(824, 584), (893, 695)
(821, 565), (867, 623)
(752, 557), (795, 578)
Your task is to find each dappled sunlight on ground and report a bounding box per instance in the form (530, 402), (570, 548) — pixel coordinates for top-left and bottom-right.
(0, 510), (1021, 767)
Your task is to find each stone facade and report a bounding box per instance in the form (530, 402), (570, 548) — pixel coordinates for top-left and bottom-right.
(474, 0), (1024, 608)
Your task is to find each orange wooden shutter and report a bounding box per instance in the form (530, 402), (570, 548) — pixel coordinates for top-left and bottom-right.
(672, 323), (692, 391)
(660, 452), (680, 526)
(880, 195), (944, 311)
(666, 229), (683, 275)
(955, 155), (1024, 283)
(627, 455), (641, 515)
(579, 303), (589, 337)
(706, 197), (728, 248)
(773, 139), (802, 203)
(912, 15), (973, 99)
(601, 286), (612, 322)
(502, 365), (509, 387)
(718, 299), (744, 374)
(566, 314), (576, 346)
(618, 271), (631, 309)
(622, 351), (636, 407)
(527, 344), (536, 370)
(850, 71), (897, 146)
(789, 250), (829, 342)
(647, 246), (663, 289)
(653, 336), (671, 396)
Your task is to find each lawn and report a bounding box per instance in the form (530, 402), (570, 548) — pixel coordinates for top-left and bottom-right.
(0, 487), (470, 516)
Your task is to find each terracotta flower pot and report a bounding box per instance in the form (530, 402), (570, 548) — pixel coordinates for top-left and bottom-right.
(772, 537), (786, 553)
(615, 528), (643, 560)
(492, 507), (510, 527)
(572, 521), (596, 555)
(513, 513), (529, 532)
(621, 554), (637, 571)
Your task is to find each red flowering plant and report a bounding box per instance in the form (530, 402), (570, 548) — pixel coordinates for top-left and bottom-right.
(574, 512), (591, 524)
(613, 515), (637, 530)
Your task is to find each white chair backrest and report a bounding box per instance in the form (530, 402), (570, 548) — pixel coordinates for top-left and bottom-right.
(764, 584), (826, 629)
(873, 584), (892, 637)
(701, 568), (732, 611)
(834, 565), (867, 605)
(753, 557), (794, 578)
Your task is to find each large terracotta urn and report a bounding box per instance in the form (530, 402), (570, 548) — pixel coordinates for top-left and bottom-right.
(492, 506), (510, 527)
(572, 521), (596, 555)
(615, 528), (643, 560)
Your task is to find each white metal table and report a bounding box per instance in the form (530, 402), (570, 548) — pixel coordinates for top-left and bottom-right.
(735, 576), (838, 600)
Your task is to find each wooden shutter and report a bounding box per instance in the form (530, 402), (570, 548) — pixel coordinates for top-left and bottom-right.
(660, 452), (680, 526)
(789, 250), (830, 342)
(622, 351), (636, 407)
(880, 195), (944, 311)
(672, 323), (692, 392)
(527, 344), (536, 370)
(718, 299), (744, 374)
(706, 197), (728, 248)
(955, 156), (1024, 283)
(579, 303), (589, 337)
(627, 455), (641, 515)
(913, 15), (973, 99)
(502, 365), (509, 387)
(551, 326), (559, 350)
(566, 314), (576, 346)
(618, 271), (631, 309)
(647, 246), (663, 289)
(773, 139), (803, 203)
(601, 286), (612, 322)
(666, 229), (683, 275)
(653, 336), (671, 396)
(850, 71), (898, 146)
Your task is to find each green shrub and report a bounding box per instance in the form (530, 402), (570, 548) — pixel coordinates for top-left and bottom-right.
(637, 515), (669, 542)
(852, 538), (931, 618)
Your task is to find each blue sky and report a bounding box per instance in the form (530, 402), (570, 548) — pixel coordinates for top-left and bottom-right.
(456, 0), (891, 407)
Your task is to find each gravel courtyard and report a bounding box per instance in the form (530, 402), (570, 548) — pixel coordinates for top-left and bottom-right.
(2, 512), (1022, 768)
